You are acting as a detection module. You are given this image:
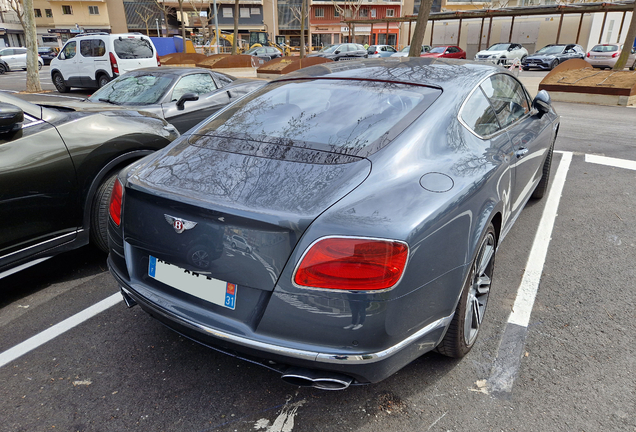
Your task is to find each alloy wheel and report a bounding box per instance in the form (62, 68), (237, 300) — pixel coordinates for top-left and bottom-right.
(463, 231), (495, 346)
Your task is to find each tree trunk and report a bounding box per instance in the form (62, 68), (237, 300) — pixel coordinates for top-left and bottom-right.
(300, 0), (306, 58)
(179, 0), (187, 52)
(232, 0), (239, 54)
(613, 2), (636, 70)
(307, 0), (312, 53)
(408, 0), (434, 57)
(23, 0), (41, 92)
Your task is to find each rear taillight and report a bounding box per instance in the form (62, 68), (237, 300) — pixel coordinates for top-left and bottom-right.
(109, 179), (123, 226)
(612, 52), (619, 58)
(109, 52), (119, 75)
(374, 51), (379, 54)
(294, 237), (408, 290)
(156, 52), (161, 66)
(586, 52), (590, 58)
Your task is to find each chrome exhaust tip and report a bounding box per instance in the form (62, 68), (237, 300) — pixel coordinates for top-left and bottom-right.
(120, 287), (137, 308)
(281, 368), (353, 390)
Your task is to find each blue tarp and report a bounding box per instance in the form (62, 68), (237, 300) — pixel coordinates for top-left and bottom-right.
(150, 36), (185, 56)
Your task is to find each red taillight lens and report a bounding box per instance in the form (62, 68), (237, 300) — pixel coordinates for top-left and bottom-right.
(612, 52), (619, 58)
(109, 179), (123, 226)
(374, 51), (379, 54)
(294, 237), (408, 290)
(156, 52), (161, 66)
(109, 52), (119, 74)
(586, 52), (590, 58)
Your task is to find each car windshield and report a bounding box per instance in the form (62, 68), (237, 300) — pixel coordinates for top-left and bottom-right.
(591, 44), (618, 52)
(400, 47), (410, 53)
(318, 45), (334, 52)
(193, 79), (441, 157)
(488, 44), (511, 51)
(245, 47), (260, 54)
(113, 38), (154, 59)
(88, 74), (174, 105)
(536, 45), (566, 55)
(429, 47), (446, 53)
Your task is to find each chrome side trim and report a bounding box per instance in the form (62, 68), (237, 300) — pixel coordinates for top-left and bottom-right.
(0, 230), (80, 261)
(120, 286), (452, 365)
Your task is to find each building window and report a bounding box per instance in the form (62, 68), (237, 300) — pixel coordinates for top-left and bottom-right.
(344, 9), (352, 18)
(223, 7), (232, 18)
(239, 7), (250, 18)
(62, 5), (72, 14)
(315, 8), (324, 18)
(251, 8), (260, 15)
(386, 9), (394, 17)
(371, 9), (376, 18)
(34, 8), (42, 17)
(334, 9), (339, 17)
(88, 6), (99, 15)
(45, 9), (53, 17)
(359, 8), (368, 17)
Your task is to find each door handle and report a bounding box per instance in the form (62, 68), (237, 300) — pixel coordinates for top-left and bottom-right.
(515, 147), (529, 159)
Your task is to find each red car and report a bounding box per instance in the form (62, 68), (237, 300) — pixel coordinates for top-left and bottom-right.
(421, 45), (466, 59)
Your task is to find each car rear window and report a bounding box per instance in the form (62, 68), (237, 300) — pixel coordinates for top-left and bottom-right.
(193, 79), (441, 157)
(114, 37), (154, 59)
(591, 45), (618, 52)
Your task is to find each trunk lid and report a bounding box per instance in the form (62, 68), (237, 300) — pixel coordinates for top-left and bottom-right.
(122, 135), (371, 292)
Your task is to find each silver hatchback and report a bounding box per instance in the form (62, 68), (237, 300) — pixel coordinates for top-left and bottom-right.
(585, 44), (636, 70)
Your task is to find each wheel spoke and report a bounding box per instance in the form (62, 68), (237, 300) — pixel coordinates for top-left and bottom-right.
(471, 296), (482, 326)
(477, 242), (494, 275)
(475, 274), (491, 295)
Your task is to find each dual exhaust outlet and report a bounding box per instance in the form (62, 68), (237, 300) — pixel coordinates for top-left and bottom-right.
(120, 288), (354, 390)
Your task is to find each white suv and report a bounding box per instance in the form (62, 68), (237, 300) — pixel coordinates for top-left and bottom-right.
(475, 43), (528, 66)
(50, 32), (160, 93)
(0, 47), (44, 71)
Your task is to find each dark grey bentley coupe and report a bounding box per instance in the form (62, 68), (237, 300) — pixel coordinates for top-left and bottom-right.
(107, 58), (559, 389)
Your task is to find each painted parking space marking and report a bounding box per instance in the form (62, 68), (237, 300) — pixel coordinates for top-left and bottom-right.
(0, 293), (121, 368)
(487, 151), (573, 395)
(585, 154), (636, 171)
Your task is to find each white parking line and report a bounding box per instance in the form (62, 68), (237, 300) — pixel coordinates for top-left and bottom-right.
(0, 293), (121, 368)
(508, 151), (573, 327)
(487, 151), (572, 395)
(585, 154), (636, 171)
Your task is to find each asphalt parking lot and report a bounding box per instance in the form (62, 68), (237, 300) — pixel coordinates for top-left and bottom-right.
(1, 68), (635, 431)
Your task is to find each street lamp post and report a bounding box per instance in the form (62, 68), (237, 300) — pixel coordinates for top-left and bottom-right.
(156, 18), (160, 36)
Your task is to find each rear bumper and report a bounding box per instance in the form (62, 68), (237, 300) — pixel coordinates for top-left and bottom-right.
(108, 254), (452, 383)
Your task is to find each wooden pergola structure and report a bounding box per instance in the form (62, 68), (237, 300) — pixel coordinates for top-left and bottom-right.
(345, 1), (635, 50)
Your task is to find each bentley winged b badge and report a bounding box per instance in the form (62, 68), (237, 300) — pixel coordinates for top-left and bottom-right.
(164, 214), (197, 234)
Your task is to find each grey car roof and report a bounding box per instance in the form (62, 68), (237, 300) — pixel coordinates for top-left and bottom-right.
(276, 58), (503, 99)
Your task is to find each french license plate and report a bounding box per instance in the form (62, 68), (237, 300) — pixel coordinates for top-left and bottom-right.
(529, 63), (537, 66)
(148, 256), (237, 309)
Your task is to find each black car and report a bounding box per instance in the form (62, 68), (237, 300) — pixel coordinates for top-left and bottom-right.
(522, 44), (585, 70)
(308, 43), (368, 61)
(38, 47), (59, 65)
(0, 92), (179, 279)
(108, 58), (558, 388)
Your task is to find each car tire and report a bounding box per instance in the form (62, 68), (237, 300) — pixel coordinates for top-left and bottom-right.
(0, 64), (5, 74)
(630, 60), (636, 71)
(246, 247), (251, 254)
(38, 62), (42, 71)
(97, 74), (110, 88)
(53, 72), (70, 93)
(232, 242), (237, 249)
(522, 66), (530, 71)
(436, 223), (496, 358)
(550, 59), (559, 70)
(531, 142), (554, 200)
(90, 172), (117, 253)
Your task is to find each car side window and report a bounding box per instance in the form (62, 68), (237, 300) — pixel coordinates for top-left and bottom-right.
(171, 73), (218, 101)
(460, 87), (501, 137)
(0, 49), (11, 56)
(480, 74), (529, 128)
(62, 41), (76, 60)
(80, 39), (105, 57)
(213, 73), (233, 87)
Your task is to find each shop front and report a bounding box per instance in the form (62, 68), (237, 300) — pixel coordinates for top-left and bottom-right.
(371, 25), (399, 46)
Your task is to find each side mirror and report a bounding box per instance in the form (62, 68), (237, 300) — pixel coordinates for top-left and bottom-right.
(532, 90), (552, 118)
(59, 52), (66, 60)
(0, 103), (24, 134)
(334, 50), (340, 54)
(176, 93), (199, 111)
